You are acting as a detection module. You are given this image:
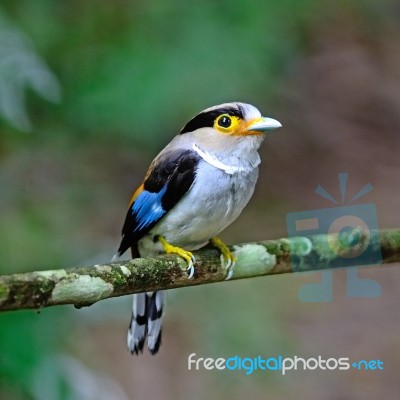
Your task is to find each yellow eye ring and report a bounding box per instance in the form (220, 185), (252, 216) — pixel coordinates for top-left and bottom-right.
(214, 114), (240, 133)
(217, 114), (232, 128)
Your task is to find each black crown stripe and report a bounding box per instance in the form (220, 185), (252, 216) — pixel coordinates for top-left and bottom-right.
(180, 105), (244, 134)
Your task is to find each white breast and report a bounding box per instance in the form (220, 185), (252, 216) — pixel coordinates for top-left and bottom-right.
(138, 160), (259, 256)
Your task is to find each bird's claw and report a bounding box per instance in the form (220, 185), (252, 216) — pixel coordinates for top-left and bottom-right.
(210, 237), (236, 280)
(186, 255), (196, 279)
(157, 235), (196, 279)
(224, 258), (236, 281)
(225, 266), (234, 281)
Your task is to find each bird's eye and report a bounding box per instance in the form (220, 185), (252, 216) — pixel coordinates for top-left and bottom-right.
(217, 115), (232, 128)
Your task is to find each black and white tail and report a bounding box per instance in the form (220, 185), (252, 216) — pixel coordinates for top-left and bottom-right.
(127, 291), (164, 355)
(112, 244), (164, 356)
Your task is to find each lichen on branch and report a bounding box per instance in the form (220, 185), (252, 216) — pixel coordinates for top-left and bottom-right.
(0, 228), (399, 312)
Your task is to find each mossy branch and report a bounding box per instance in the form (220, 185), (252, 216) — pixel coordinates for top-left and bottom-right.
(1, 228), (399, 312)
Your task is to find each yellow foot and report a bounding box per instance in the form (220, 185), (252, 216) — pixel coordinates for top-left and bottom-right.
(210, 237), (236, 280)
(156, 236), (196, 279)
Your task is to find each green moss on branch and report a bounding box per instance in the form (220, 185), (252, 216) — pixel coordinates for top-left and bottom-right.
(0, 228), (399, 312)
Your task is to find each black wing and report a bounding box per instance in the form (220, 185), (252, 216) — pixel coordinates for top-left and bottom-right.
(117, 149), (201, 256)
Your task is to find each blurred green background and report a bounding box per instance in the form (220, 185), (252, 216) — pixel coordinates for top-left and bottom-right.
(1, 1), (400, 399)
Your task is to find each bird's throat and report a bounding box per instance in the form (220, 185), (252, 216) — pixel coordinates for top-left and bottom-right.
(192, 143), (258, 175)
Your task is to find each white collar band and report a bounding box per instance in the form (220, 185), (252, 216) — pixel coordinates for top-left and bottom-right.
(192, 143), (254, 175)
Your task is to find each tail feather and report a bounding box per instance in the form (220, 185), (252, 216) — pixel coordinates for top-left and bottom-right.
(119, 245), (164, 355)
(147, 291), (164, 355)
(127, 293), (148, 355)
(127, 291), (164, 355)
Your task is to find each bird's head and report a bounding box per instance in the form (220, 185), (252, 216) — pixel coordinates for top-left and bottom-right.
(179, 102), (281, 153)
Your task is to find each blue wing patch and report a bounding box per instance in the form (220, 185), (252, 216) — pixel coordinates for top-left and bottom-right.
(117, 149), (201, 257)
(131, 186), (167, 232)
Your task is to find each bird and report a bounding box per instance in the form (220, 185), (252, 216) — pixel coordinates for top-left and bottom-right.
(114, 102), (281, 355)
